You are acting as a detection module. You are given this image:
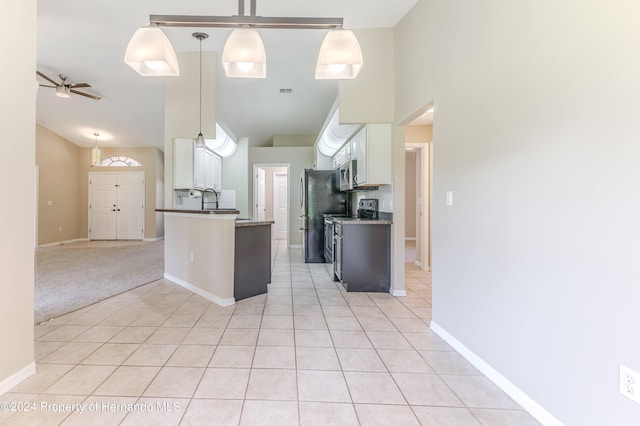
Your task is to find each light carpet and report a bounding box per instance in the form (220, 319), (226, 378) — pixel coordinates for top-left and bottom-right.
(35, 240), (164, 324)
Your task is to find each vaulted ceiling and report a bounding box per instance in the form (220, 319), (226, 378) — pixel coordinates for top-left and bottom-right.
(36, 0), (418, 151)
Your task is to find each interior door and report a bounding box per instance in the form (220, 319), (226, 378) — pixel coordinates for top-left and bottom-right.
(256, 168), (266, 221)
(90, 172), (144, 240)
(116, 173), (144, 240)
(89, 173), (118, 239)
(273, 173), (288, 240)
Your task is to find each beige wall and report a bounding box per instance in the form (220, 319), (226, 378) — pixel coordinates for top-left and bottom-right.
(79, 147), (164, 240)
(396, 1), (640, 424)
(36, 125), (83, 245)
(249, 147), (314, 246)
(36, 129), (164, 243)
(405, 126), (432, 144)
(0, 0), (36, 390)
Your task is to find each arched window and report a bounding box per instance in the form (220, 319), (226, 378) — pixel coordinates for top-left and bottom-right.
(100, 156), (142, 167)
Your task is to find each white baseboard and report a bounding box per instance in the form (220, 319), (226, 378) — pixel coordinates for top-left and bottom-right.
(405, 237), (417, 241)
(289, 244), (302, 248)
(429, 321), (563, 426)
(38, 238), (88, 248)
(143, 236), (165, 242)
(0, 362), (36, 396)
(392, 289), (407, 297)
(164, 273), (235, 307)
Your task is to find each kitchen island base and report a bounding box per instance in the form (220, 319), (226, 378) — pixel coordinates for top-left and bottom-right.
(234, 223), (271, 301)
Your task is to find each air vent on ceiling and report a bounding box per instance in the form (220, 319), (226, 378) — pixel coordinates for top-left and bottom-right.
(279, 88), (293, 94)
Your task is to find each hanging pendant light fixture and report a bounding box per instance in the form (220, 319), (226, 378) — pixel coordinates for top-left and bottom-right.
(91, 133), (102, 166)
(315, 29), (363, 79)
(128, 0), (363, 80)
(222, 27), (267, 78)
(124, 25), (180, 76)
(193, 32), (208, 150)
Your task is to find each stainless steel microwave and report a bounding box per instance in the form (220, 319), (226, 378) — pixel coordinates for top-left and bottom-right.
(339, 160), (357, 191)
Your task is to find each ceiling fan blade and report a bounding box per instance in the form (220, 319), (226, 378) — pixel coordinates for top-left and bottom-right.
(70, 83), (91, 88)
(36, 71), (59, 86)
(39, 84), (56, 88)
(70, 89), (101, 100)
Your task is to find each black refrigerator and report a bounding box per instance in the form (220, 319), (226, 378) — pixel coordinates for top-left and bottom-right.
(299, 169), (347, 263)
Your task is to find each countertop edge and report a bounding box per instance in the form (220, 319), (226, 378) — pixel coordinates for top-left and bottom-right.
(333, 219), (393, 225)
(156, 209), (240, 215)
(235, 220), (275, 228)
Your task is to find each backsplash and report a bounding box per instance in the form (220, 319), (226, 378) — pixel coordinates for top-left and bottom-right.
(173, 190), (237, 210)
(348, 184), (393, 214)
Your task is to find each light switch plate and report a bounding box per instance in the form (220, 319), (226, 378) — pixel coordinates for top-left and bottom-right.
(446, 191), (453, 206)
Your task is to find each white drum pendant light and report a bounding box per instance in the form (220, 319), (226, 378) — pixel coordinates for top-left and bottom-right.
(91, 133), (102, 166)
(315, 30), (363, 79)
(222, 28), (267, 78)
(124, 25), (180, 76)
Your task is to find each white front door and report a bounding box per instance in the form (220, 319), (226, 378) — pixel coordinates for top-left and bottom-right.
(273, 173), (288, 240)
(115, 173), (145, 240)
(90, 172), (144, 240)
(256, 168), (266, 221)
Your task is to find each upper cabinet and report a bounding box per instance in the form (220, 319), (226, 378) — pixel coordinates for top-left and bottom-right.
(333, 124), (392, 187)
(174, 139), (222, 190)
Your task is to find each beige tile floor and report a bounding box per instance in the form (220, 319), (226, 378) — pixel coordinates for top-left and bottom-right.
(1, 241), (540, 425)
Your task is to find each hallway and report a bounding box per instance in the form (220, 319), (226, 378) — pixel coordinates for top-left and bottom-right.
(2, 242), (538, 425)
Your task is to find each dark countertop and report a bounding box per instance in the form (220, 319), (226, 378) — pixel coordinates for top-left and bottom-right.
(332, 218), (393, 225)
(235, 219), (275, 228)
(156, 208), (240, 215)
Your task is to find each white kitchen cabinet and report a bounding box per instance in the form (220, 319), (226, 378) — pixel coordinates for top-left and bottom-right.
(354, 124), (392, 186)
(209, 151), (222, 190)
(332, 143), (351, 169)
(173, 139), (222, 190)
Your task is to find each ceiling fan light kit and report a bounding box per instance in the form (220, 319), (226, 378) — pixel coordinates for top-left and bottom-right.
(36, 71), (101, 100)
(55, 85), (71, 98)
(125, 0), (363, 80)
(124, 25), (180, 76)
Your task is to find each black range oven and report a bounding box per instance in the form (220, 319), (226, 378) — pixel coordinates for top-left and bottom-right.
(323, 214), (348, 263)
(324, 217), (334, 263)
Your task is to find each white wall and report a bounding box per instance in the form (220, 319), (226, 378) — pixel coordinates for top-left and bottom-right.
(249, 147), (314, 246)
(396, 1), (640, 424)
(164, 51), (216, 208)
(260, 167), (287, 221)
(222, 137), (249, 217)
(0, 0), (36, 391)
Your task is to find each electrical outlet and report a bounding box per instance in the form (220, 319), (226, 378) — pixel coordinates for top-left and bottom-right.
(620, 364), (640, 405)
(58, 226), (62, 232)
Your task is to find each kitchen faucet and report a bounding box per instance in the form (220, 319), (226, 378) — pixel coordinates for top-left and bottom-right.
(201, 188), (219, 210)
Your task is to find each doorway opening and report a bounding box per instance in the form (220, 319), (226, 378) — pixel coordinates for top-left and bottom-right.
(404, 103), (433, 271)
(253, 164), (289, 242)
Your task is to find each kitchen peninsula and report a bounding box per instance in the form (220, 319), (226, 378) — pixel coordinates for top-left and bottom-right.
(157, 209), (273, 306)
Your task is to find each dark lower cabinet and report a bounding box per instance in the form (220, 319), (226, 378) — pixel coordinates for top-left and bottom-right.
(234, 224), (271, 301)
(335, 224), (391, 292)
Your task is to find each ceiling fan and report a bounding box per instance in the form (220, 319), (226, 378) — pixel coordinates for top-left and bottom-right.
(36, 71), (101, 100)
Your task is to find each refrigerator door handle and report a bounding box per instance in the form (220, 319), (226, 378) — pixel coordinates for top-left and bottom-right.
(298, 171), (304, 212)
